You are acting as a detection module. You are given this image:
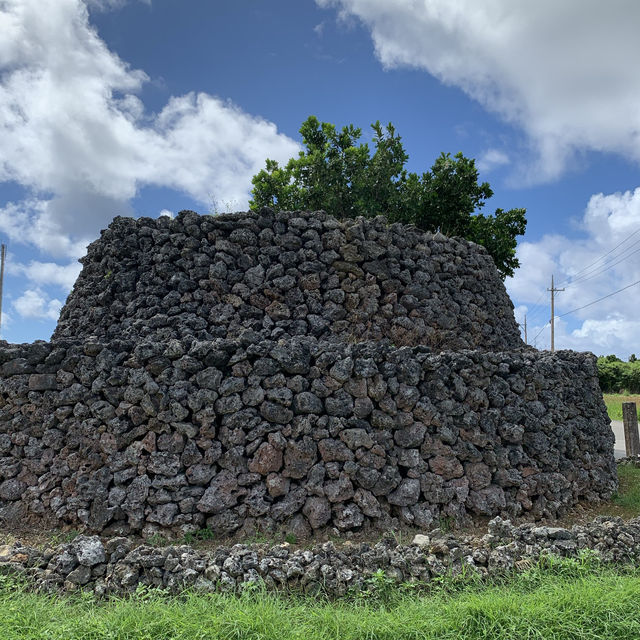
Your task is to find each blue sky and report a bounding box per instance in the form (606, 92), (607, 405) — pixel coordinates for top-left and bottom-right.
(1, 0), (639, 357)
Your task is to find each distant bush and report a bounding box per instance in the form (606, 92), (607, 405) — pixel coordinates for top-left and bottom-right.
(597, 355), (640, 393)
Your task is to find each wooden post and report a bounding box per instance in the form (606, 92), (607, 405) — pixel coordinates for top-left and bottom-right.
(622, 402), (640, 457)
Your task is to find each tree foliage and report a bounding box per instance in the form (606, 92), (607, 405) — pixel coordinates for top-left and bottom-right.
(597, 355), (640, 393)
(250, 116), (527, 278)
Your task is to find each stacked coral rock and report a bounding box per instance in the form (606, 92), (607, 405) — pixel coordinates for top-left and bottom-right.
(0, 210), (616, 538)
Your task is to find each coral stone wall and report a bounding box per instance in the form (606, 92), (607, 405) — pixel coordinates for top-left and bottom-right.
(2, 516), (639, 596)
(0, 210), (617, 537)
(0, 338), (615, 538)
(53, 210), (523, 351)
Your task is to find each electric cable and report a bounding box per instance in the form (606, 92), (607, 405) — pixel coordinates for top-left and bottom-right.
(562, 239), (640, 288)
(555, 226), (640, 287)
(557, 277), (640, 318)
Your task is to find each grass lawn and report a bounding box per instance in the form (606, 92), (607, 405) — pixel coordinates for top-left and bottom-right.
(2, 559), (640, 640)
(603, 394), (640, 421)
(612, 465), (640, 516)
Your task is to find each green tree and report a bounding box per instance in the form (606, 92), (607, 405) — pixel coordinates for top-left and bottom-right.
(597, 355), (640, 393)
(250, 116), (527, 279)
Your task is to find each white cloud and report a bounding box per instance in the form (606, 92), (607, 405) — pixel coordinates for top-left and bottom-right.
(318, 0), (640, 181)
(524, 315), (640, 360)
(13, 289), (63, 321)
(8, 260), (82, 290)
(506, 188), (640, 356)
(85, 0), (149, 10)
(159, 209), (174, 219)
(0, 199), (93, 258)
(477, 149), (509, 174)
(0, 310), (12, 334)
(0, 0), (299, 259)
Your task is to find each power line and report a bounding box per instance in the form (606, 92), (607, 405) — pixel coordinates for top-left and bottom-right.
(522, 289), (552, 324)
(529, 276), (640, 352)
(524, 230), (640, 329)
(556, 226), (640, 287)
(531, 321), (550, 345)
(562, 239), (640, 288)
(557, 277), (640, 318)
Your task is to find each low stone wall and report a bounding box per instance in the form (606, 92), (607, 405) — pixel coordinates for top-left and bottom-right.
(1, 516), (638, 597)
(0, 336), (616, 538)
(53, 209), (523, 351)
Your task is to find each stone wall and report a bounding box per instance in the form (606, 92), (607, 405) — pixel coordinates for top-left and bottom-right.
(53, 209), (523, 351)
(0, 337), (616, 538)
(2, 515), (639, 597)
(0, 210), (618, 538)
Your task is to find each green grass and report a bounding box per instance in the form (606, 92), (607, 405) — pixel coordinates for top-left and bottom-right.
(3, 559), (640, 639)
(603, 393), (640, 421)
(612, 465), (640, 514)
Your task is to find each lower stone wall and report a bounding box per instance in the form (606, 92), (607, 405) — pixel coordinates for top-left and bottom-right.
(1, 516), (638, 597)
(0, 337), (616, 538)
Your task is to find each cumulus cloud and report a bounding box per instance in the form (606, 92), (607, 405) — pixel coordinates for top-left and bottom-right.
(0, 0), (299, 260)
(0, 199), (103, 259)
(318, 0), (640, 181)
(0, 310), (12, 334)
(85, 0), (149, 10)
(477, 149), (509, 174)
(8, 260), (82, 290)
(506, 188), (640, 356)
(13, 289), (63, 321)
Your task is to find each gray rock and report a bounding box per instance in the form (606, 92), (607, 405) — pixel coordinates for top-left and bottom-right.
(340, 428), (374, 450)
(75, 537), (106, 566)
(388, 478), (420, 506)
(197, 471), (242, 514)
(318, 439), (354, 462)
(302, 496), (332, 528)
(66, 564), (92, 585)
(0, 479), (26, 501)
(324, 475), (354, 503)
(271, 487), (306, 521)
(260, 402), (294, 425)
(332, 503), (364, 530)
(292, 392), (323, 415)
(467, 486), (506, 515)
(28, 374), (58, 391)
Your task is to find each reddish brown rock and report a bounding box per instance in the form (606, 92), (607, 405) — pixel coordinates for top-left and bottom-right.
(283, 437), (317, 479)
(465, 462), (492, 490)
(429, 455), (464, 480)
(248, 443), (283, 475)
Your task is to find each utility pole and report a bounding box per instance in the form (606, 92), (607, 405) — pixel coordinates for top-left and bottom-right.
(0, 244), (5, 339)
(547, 274), (564, 352)
(519, 314), (528, 344)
